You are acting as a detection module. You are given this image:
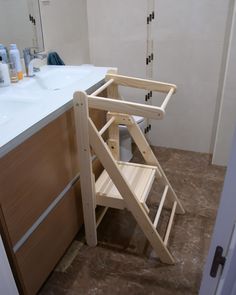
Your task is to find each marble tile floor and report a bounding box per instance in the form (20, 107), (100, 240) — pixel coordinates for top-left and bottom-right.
(39, 147), (226, 295)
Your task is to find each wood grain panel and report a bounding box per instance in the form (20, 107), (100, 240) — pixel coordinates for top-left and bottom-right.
(0, 108), (105, 246)
(15, 181), (83, 295)
(0, 110), (76, 245)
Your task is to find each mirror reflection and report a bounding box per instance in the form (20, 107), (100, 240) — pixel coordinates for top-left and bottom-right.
(0, 0), (44, 55)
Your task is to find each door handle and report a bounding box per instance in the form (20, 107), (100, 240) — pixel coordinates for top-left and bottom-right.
(210, 246), (226, 278)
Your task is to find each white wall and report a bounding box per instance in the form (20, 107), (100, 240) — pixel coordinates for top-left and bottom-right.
(87, 0), (147, 77)
(0, 0), (35, 54)
(0, 236), (19, 295)
(39, 0), (90, 65)
(87, 0), (231, 154)
(212, 1), (236, 166)
(87, 0), (148, 105)
(149, 1), (230, 153)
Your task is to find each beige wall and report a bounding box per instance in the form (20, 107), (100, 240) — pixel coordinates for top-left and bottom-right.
(0, 0), (35, 54)
(87, 0), (232, 156)
(39, 0), (90, 65)
(150, 0), (231, 154)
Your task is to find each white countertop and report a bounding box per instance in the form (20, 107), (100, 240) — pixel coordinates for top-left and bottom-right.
(0, 65), (111, 158)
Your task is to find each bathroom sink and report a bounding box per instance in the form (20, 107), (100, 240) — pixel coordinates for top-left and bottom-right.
(14, 67), (92, 92)
(0, 66), (95, 126)
(33, 67), (92, 91)
(0, 64), (110, 157)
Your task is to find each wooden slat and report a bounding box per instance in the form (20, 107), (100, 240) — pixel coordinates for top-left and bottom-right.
(89, 117), (175, 264)
(106, 68), (125, 100)
(96, 163), (156, 209)
(127, 122), (185, 214)
(164, 201), (177, 246)
(88, 95), (164, 120)
(108, 119), (120, 160)
(142, 203), (150, 214)
(96, 207), (108, 228)
(139, 168), (156, 204)
(99, 116), (115, 135)
(161, 88), (175, 110)
(108, 113), (135, 125)
(91, 79), (114, 96)
(73, 91), (97, 246)
(116, 160), (157, 170)
(106, 73), (177, 93)
(153, 186), (169, 228)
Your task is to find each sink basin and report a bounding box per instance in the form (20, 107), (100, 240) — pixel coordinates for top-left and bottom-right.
(0, 66), (94, 125)
(35, 67), (92, 90)
(16, 67), (92, 92)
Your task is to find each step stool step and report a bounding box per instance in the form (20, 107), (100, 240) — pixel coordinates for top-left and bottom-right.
(153, 185), (169, 228)
(95, 161), (157, 210)
(164, 201), (177, 246)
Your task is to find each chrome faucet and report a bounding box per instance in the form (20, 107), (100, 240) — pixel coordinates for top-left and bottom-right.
(23, 47), (47, 77)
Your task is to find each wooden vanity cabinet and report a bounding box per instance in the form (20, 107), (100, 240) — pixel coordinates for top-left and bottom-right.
(0, 105), (106, 295)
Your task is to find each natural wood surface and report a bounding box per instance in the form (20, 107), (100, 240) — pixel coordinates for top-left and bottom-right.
(73, 73), (184, 265)
(153, 186), (169, 228)
(88, 117), (175, 264)
(127, 122), (185, 214)
(164, 201), (177, 246)
(88, 95), (164, 120)
(73, 92), (97, 247)
(96, 161), (157, 209)
(91, 79), (114, 96)
(106, 73), (177, 93)
(161, 87), (175, 110)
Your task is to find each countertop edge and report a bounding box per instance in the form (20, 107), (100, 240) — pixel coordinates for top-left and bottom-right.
(0, 79), (105, 159)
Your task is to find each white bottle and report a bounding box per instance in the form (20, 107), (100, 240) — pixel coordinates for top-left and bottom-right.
(0, 57), (11, 87)
(9, 44), (23, 80)
(0, 44), (8, 64)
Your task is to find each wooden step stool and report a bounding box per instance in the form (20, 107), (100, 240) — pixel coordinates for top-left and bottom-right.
(73, 72), (185, 264)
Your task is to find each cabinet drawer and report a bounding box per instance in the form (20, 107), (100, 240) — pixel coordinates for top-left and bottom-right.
(0, 110), (78, 246)
(15, 181), (83, 295)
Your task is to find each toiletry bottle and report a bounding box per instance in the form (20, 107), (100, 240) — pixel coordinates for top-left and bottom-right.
(9, 63), (18, 83)
(9, 44), (23, 80)
(0, 44), (8, 64)
(0, 57), (11, 87)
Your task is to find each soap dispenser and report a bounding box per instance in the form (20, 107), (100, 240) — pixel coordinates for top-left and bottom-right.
(0, 56), (11, 87)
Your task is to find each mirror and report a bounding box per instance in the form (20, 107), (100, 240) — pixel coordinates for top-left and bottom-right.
(0, 0), (44, 55)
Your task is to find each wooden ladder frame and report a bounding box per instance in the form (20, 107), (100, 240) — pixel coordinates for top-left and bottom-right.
(73, 72), (185, 264)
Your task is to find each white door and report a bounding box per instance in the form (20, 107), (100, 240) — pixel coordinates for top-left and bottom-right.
(200, 125), (236, 295)
(0, 236), (19, 295)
